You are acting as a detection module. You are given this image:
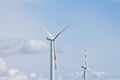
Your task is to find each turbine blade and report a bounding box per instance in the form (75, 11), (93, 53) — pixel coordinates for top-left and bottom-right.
(42, 26), (53, 37)
(53, 41), (57, 70)
(84, 49), (87, 66)
(53, 25), (70, 40)
(87, 67), (93, 72)
(87, 67), (106, 77)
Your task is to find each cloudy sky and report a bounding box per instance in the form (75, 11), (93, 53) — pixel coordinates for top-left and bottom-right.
(0, 0), (120, 80)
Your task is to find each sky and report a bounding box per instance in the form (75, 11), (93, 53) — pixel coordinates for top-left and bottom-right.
(0, 0), (120, 80)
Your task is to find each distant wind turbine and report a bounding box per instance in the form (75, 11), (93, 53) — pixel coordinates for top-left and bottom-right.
(81, 49), (87, 80)
(42, 25), (70, 80)
(81, 49), (106, 80)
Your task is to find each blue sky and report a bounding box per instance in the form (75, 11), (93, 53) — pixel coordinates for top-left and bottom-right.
(0, 0), (120, 80)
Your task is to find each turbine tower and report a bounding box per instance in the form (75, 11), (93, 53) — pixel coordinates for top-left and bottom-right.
(43, 25), (70, 80)
(81, 49), (87, 80)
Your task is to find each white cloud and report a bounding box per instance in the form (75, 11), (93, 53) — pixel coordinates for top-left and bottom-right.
(0, 38), (48, 56)
(0, 58), (7, 73)
(0, 38), (24, 56)
(87, 67), (107, 78)
(0, 58), (28, 80)
(91, 71), (106, 78)
(70, 69), (107, 79)
(70, 72), (82, 79)
(30, 73), (38, 78)
(9, 69), (19, 76)
(0, 73), (28, 80)
(23, 39), (48, 53)
(38, 77), (47, 80)
(57, 75), (62, 80)
(8, 72), (28, 80)
(8, 69), (28, 80)
(30, 72), (48, 80)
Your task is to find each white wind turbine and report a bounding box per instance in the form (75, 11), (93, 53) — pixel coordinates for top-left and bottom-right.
(81, 49), (106, 80)
(81, 49), (87, 80)
(42, 25), (70, 80)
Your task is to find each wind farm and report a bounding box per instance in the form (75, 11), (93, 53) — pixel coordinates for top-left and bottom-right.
(42, 26), (106, 80)
(0, 0), (120, 80)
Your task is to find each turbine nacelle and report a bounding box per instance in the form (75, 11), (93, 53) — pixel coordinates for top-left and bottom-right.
(81, 66), (87, 70)
(46, 37), (54, 41)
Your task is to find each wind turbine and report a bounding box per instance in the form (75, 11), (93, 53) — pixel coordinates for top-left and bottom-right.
(81, 49), (106, 80)
(42, 25), (70, 80)
(81, 49), (87, 80)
